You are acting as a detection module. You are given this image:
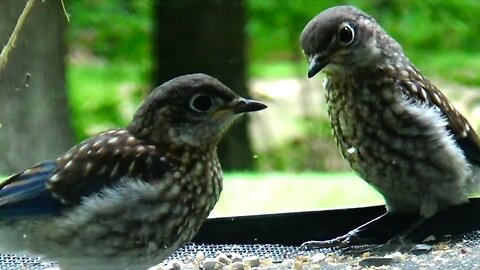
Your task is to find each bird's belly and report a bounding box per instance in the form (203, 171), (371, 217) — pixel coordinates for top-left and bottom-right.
(0, 176), (221, 268)
(325, 88), (470, 215)
(0, 207), (193, 268)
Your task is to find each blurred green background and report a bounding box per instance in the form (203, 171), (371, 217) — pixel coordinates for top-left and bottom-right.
(64, 0), (480, 216)
(24, 0), (480, 215)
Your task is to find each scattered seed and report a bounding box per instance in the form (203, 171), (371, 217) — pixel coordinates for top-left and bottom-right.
(359, 256), (394, 267)
(230, 261), (246, 270)
(244, 256), (261, 267)
(310, 253), (326, 263)
(228, 252), (243, 262)
(216, 253), (232, 265)
(195, 251), (205, 263)
(411, 244), (433, 255)
(203, 258), (223, 270)
(387, 251), (405, 263)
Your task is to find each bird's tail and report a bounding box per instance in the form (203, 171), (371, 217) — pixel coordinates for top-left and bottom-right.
(0, 161), (61, 219)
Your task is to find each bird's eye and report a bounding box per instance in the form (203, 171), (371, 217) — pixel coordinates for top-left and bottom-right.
(337, 24), (355, 45)
(190, 94), (213, 112)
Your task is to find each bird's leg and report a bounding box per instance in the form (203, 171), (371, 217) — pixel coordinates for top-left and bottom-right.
(300, 212), (419, 250)
(378, 216), (429, 248)
(343, 216), (432, 255)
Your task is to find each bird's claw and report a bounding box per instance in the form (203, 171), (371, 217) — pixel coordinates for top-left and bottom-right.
(300, 233), (358, 251)
(342, 237), (413, 255)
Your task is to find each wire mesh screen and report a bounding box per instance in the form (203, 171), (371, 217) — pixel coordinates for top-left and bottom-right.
(0, 254), (56, 270)
(3, 232), (480, 269)
(168, 243), (303, 262)
(0, 244), (305, 270)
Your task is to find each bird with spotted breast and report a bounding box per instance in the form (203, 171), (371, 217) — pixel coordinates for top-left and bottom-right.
(0, 73), (266, 269)
(299, 5), (480, 249)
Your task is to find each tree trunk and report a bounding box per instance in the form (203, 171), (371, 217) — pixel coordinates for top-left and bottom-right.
(0, 0), (74, 174)
(153, 0), (254, 171)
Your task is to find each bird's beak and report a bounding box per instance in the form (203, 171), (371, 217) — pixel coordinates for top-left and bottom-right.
(308, 53), (329, 78)
(230, 98), (267, 114)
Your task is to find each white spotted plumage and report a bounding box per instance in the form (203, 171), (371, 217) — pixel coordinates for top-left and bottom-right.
(299, 5), (480, 248)
(0, 73), (266, 269)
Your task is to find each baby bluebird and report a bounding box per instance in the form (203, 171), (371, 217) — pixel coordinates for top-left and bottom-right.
(0, 73), (266, 269)
(300, 5), (480, 249)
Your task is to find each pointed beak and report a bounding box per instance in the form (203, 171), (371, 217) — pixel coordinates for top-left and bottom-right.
(231, 98), (267, 114)
(308, 53), (329, 78)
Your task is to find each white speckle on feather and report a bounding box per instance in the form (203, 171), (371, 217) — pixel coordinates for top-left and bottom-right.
(110, 163), (119, 178)
(92, 139), (105, 148)
(85, 163), (94, 175)
(79, 144), (89, 153)
(50, 174), (60, 182)
(128, 161), (136, 174)
(420, 88), (428, 101)
(65, 160), (73, 170)
(108, 137), (119, 144)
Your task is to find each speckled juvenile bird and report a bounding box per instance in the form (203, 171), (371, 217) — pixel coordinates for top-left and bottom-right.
(0, 73), (266, 269)
(300, 5), (480, 248)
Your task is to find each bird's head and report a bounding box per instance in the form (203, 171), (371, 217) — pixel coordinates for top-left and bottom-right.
(300, 5), (401, 78)
(127, 73), (266, 147)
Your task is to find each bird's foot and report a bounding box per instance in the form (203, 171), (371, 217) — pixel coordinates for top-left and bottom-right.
(300, 231), (362, 250)
(341, 235), (414, 256)
(300, 231), (415, 255)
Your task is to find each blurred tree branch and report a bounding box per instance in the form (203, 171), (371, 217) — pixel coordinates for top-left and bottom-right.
(0, 0), (35, 69)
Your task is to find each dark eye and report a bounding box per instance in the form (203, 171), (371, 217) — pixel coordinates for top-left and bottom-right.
(190, 94), (213, 112)
(338, 24), (355, 45)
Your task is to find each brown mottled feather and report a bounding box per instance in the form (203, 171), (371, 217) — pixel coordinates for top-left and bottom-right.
(383, 66), (480, 163)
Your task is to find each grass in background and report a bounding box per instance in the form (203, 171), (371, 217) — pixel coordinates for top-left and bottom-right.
(210, 172), (384, 217)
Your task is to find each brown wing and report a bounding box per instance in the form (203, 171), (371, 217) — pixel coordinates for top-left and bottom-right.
(47, 129), (173, 204)
(385, 65), (480, 164)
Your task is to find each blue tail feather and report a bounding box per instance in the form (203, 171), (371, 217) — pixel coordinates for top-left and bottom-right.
(0, 161), (63, 219)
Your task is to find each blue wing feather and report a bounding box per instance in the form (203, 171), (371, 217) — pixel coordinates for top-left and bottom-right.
(0, 161), (63, 219)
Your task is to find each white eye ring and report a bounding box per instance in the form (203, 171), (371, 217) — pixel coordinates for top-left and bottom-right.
(189, 94), (213, 112)
(337, 23), (355, 45)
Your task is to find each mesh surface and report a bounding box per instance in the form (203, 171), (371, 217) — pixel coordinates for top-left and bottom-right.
(168, 243), (306, 262)
(3, 231), (480, 269)
(0, 244), (306, 269)
(0, 254), (56, 270)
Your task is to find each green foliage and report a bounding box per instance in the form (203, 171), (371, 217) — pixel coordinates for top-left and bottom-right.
(247, 0), (480, 62)
(67, 64), (147, 140)
(67, 0), (480, 73)
(67, 0), (152, 140)
(68, 0), (152, 66)
(249, 60), (304, 78)
(375, 0), (480, 51)
(66, 0), (480, 171)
